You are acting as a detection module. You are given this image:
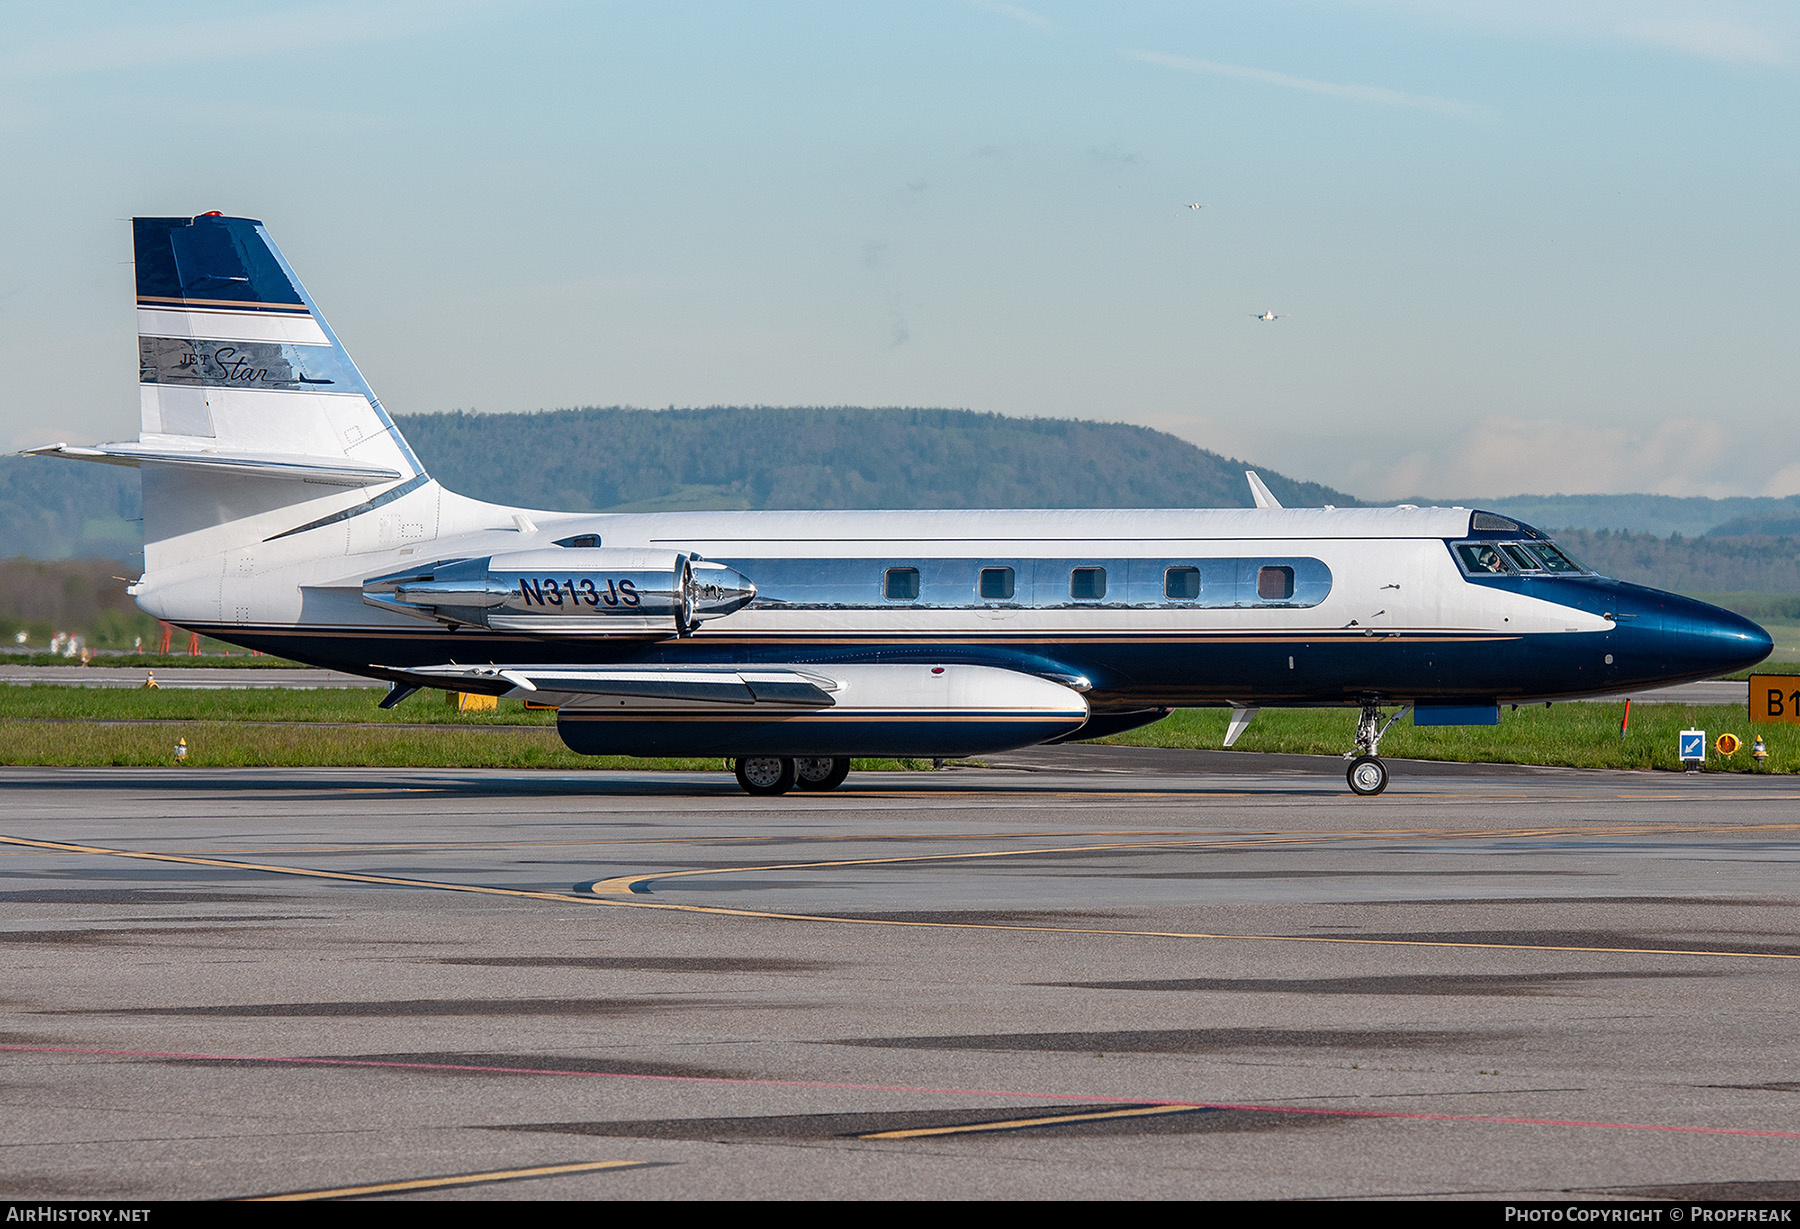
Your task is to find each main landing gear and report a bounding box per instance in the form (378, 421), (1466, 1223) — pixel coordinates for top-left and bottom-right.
(795, 756), (852, 791)
(1345, 702), (1411, 796)
(733, 756), (851, 796)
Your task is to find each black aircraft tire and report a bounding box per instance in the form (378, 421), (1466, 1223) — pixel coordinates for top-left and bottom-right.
(1346, 755), (1389, 797)
(735, 756), (797, 796)
(794, 756), (851, 791)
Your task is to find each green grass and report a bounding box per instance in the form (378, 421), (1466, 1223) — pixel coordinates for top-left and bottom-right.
(0, 684), (940, 770)
(4, 684), (1789, 774)
(1102, 704), (1795, 773)
(0, 685), (556, 725)
(3, 652), (305, 668)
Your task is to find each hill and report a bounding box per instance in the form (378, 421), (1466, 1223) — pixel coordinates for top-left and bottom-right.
(0, 459), (141, 562)
(396, 406), (1356, 513)
(1430, 493), (1800, 539)
(5, 406), (1797, 618)
(1555, 529), (1800, 598)
(0, 406), (1357, 561)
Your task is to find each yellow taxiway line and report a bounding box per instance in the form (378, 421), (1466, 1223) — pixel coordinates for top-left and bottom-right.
(861, 1103), (1205, 1139)
(245, 1159), (645, 1201)
(7, 828), (1800, 962)
(586, 820), (1800, 895)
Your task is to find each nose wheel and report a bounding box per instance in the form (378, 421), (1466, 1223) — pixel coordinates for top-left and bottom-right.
(734, 756), (796, 796)
(1346, 755), (1388, 796)
(1344, 702), (1409, 797)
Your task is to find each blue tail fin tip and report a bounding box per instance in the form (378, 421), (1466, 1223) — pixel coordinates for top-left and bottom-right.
(133, 214), (304, 310)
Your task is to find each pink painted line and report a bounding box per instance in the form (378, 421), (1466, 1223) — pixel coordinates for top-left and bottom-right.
(7, 1043), (1799, 1141)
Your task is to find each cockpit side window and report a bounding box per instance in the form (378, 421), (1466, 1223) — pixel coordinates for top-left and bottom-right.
(1455, 543), (1511, 574)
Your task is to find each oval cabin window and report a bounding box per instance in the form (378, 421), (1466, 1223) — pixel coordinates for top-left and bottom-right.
(1257, 566), (1294, 600)
(1069, 567), (1107, 601)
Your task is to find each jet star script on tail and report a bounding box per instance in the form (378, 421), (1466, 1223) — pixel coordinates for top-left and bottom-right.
(27, 214), (1773, 795)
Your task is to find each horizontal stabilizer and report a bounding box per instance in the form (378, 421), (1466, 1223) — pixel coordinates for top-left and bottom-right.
(22, 442), (402, 486)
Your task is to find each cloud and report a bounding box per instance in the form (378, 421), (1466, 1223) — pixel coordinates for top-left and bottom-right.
(1331, 2), (1792, 69)
(964, 0), (1054, 33)
(1760, 463), (1800, 499)
(1621, 18), (1786, 65)
(1337, 416), (1748, 501)
(1126, 49), (1483, 118)
(1146, 411), (1792, 501)
(1, 0), (521, 80)
(861, 240), (888, 270)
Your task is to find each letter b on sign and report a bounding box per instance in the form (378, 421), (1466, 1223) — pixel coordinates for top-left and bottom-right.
(1749, 674), (1800, 726)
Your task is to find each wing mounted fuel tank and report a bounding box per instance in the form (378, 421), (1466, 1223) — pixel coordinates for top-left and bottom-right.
(362, 548), (755, 636)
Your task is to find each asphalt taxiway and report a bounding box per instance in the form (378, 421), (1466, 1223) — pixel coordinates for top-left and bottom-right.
(3, 759), (1799, 1200)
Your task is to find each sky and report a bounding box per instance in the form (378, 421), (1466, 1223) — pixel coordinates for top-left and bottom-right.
(2, 0), (1796, 501)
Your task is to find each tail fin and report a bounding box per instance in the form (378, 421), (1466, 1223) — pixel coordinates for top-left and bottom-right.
(29, 213), (435, 572)
(133, 213), (423, 469)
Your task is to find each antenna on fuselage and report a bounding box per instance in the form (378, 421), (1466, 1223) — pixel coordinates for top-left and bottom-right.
(1245, 471), (1282, 509)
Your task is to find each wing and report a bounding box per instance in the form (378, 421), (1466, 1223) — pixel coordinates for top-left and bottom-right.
(372, 661), (1091, 758)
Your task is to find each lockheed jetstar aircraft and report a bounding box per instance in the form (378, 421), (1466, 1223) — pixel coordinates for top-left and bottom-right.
(27, 214), (1773, 795)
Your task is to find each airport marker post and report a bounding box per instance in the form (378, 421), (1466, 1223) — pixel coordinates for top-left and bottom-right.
(1678, 728), (1706, 771)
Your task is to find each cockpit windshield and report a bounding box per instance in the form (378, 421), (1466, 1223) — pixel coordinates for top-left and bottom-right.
(1452, 538), (1589, 576)
(1524, 541), (1584, 572)
(1450, 509), (1590, 577)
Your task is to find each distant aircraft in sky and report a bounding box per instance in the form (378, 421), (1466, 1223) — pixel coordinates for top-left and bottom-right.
(1187, 203), (1205, 210)
(24, 213), (1774, 797)
(1253, 310), (1283, 321)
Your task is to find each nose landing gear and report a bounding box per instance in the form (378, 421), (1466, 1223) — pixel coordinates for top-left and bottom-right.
(1345, 702), (1411, 796)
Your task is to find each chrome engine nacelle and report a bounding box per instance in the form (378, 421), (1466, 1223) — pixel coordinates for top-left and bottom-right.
(362, 548), (755, 636)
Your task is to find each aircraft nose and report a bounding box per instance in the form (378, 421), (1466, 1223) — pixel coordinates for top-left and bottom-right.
(1613, 591), (1772, 681)
(1711, 610), (1774, 673)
